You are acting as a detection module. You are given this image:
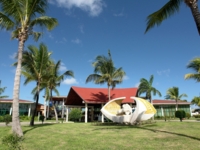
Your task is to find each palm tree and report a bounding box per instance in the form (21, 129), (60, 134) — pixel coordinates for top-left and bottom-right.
(43, 60), (74, 123)
(185, 58), (200, 82)
(165, 87), (188, 110)
(86, 50), (126, 101)
(0, 80), (8, 98)
(191, 96), (200, 106)
(18, 43), (52, 126)
(145, 0), (200, 35)
(137, 75), (162, 104)
(0, 0), (58, 136)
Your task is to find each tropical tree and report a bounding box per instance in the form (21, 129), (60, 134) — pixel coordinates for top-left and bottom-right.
(191, 96), (200, 106)
(165, 86), (188, 110)
(137, 75), (162, 104)
(185, 57), (200, 82)
(0, 80), (8, 98)
(145, 0), (200, 35)
(86, 50), (126, 101)
(43, 60), (74, 123)
(18, 43), (52, 126)
(0, 0), (58, 136)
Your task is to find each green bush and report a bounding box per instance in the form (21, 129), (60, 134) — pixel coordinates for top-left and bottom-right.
(69, 108), (82, 122)
(186, 113), (191, 119)
(193, 114), (200, 118)
(2, 134), (24, 150)
(175, 110), (186, 122)
(0, 116), (4, 122)
(4, 115), (12, 126)
(19, 115), (30, 121)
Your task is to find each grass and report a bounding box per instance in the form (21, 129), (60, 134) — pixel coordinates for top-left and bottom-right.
(0, 121), (200, 150)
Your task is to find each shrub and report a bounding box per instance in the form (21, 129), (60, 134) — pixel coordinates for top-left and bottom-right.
(0, 116), (4, 122)
(2, 134), (24, 150)
(175, 110), (186, 122)
(69, 108), (82, 122)
(4, 115), (12, 126)
(186, 113), (191, 119)
(193, 114), (200, 118)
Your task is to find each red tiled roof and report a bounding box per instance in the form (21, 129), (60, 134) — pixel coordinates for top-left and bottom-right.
(66, 86), (138, 105)
(152, 99), (191, 105)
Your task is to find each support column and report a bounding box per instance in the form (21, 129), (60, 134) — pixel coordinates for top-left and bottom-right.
(161, 106), (164, 116)
(9, 107), (12, 115)
(101, 103), (104, 123)
(44, 99), (46, 120)
(66, 107), (68, 122)
(62, 99), (64, 118)
(28, 104), (31, 117)
(47, 100), (50, 118)
(85, 103), (88, 123)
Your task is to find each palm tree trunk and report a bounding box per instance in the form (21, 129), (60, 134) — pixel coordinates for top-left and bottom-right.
(30, 83), (40, 126)
(185, 0), (200, 35)
(51, 90), (58, 123)
(12, 40), (24, 137)
(108, 85), (110, 101)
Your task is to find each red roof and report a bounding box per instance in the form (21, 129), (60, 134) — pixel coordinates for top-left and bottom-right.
(152, 99), (191, 105)
(66, 86), (138, 105)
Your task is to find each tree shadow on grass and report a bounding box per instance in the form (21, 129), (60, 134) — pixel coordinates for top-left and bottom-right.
(23, 123), (54, 135)
(92, 123), (200, 141)
(135, 126), (200, 141)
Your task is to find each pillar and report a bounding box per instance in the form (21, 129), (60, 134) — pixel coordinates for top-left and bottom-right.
(62, 99), (64, 118)
(101, 103), (104, 123)
(85, 103), (88, 123)
(9, 107), (12, 115)
(44, 99), (46, 120)
(161, 106), (164, 116)
(66, 107), (68, 122)
(28, 104), (31, 117)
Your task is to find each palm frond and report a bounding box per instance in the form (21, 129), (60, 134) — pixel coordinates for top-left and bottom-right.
(30, 16), (58, 30)
(145, 0), (182, 33)
(0, 12), (15, 30)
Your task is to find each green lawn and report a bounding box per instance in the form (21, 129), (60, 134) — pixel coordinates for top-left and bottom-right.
(0, 121), (200, 150)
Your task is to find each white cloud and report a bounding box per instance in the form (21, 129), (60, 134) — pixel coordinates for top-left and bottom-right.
(157, 69), (170, 77)
(54, 0), (105, 16)
(123, 75), (129, 80)
(135, 82), (140, 88)
(59, 62), (67, 71)
(79, 25), (84, 33)
(56, 37), (67, 44)
(113, 8), (125, 17)
(71, 38), (81, 44)
(63, 78), (78, 85)
(48, 33), (54, 39)
(9, 52), (17, 60)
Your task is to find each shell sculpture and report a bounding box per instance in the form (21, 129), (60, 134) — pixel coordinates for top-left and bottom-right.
(101, 97), (156, 124)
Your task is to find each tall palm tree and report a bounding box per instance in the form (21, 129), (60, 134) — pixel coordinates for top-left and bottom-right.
(185, 57), (200, 82)
(43, 60), (74, 123)
(18, 43), (52, 126)
(165, 87), (188, 110)
(0, 80), (8, 98)
(86, 50), (126, 101)
(0, 0), (58, 136)
(137, 75), (162, 104)
(191, 96), (200, 106)
(145, 0), (200, 35)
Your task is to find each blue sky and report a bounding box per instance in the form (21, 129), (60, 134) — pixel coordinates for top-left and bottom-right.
(0, 0), (200, 106)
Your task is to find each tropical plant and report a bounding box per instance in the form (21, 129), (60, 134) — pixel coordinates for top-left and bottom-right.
(137, 75), (162, 104)
(17, 43), (52, 126)
(43, 60), (74, 123)
(69, 108), (82, 122)
(86, 50), (126, 101)
(175, 110), (186, 122)
(0, 0), (58, 136)
(185, 57), (200, 82)
(0, 80), (8, 98)
(165, 86), (188, 110)
(145, 0), (200, 35)
(191, 96), (200, 106)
